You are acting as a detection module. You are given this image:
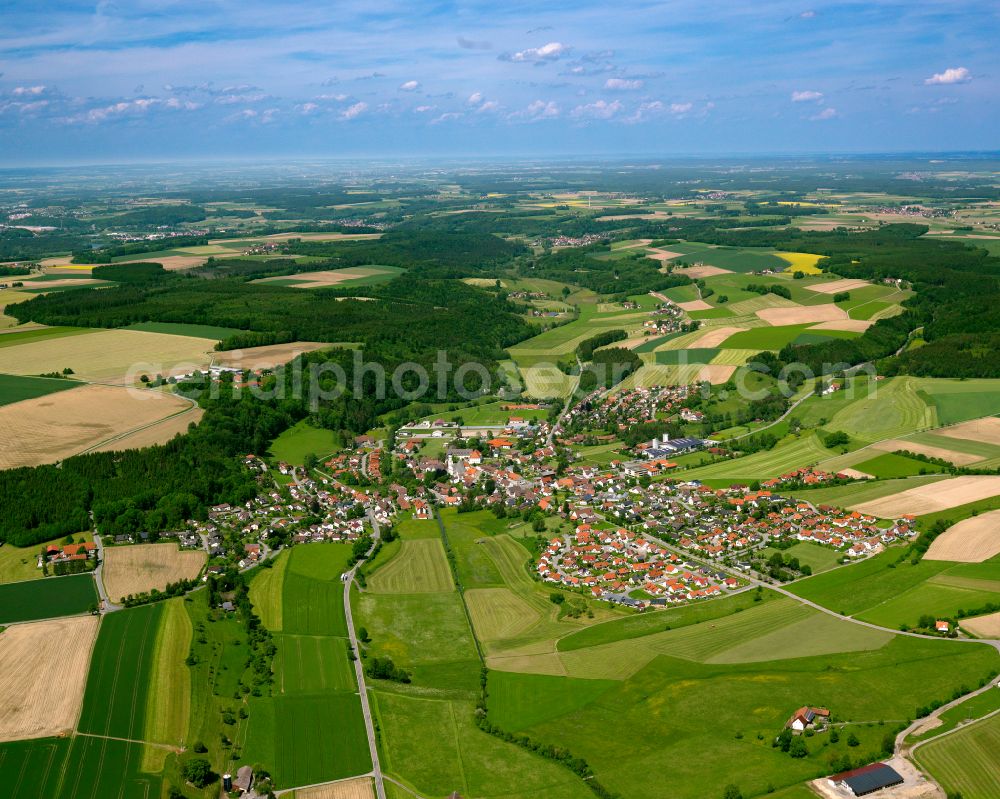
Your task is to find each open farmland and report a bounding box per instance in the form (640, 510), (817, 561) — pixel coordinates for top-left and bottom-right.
(937, 415), (1000, 447)
(0, 373), (78, 407)
(916, 712), (1000, 799)
(210, 340), (336, 370)
(89, 404), (204, 453)
(0, 384), (195, 468)
(851, 476), (1000, 518)
(77, 602), (163, 741)
(292, 778), (375, 799)
(0, 573), (98, 623)
(366, 538), (454, 593)
(101, 543), (206, 603)
(254, 264), (404, 288)
(0, 615), (99, 741)
(925, 509), (1000, 562)
(0, 737), (70, 799)
(0, 328), (216, 383)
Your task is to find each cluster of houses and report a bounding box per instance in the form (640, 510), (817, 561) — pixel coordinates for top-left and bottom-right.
(538, 523), (742, 606)
(564, 385), (695, 435)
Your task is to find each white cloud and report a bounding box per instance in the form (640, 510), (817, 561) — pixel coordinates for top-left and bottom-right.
(925, 67), (970, 85)
(625, 100), (663, 123)
(800, 10), (816, 18)
(500, 42), (567, 63)
(476, 100), (500, 113)
(810, 107), (838, 120)
(12, 85), (46, 96)
(605, 78), (643, 91)
(316, 93), (349, 101)
(791, 90), (823, 102)
(669, 102), (693, 114)
(509, 100), (560, 121)
(431, 111), (462, 124)
(414, 105), (435, 113)
(571, 99), (622, 119)
(340, 101), (368, 120)
(467, 91), (484, 105)
(399, 80), (420, 92)
(298, 102), (319, 114)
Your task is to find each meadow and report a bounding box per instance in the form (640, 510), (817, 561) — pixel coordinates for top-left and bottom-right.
(0, 572), (98, 623)
(0, 738), (72, 799)
(240, 543), (372, 789)
(77, 602), (163, 741)
(787, 549), (1000, 628)
(0, 372), (78, 407)
(268, 419), (342, 465)
(916, 712), (1000, 799)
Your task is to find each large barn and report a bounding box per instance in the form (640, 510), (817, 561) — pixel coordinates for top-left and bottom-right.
(828, 763), (905, 796)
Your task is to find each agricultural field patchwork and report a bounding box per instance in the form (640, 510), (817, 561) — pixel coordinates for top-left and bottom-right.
(0, 383), (195, 469)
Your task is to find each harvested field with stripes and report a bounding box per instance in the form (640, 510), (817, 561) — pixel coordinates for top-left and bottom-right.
(0, 615), (99, 742)
(0, 384), (194, 468)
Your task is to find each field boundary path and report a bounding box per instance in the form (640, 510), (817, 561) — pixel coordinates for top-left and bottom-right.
(344, 512), (386, 799)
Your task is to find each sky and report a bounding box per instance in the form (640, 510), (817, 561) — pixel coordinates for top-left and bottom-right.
(0, 0), (997, 164)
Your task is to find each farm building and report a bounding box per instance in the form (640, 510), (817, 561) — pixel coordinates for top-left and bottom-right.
(785, 705), (830, 732)
(828, 763), (904, 796)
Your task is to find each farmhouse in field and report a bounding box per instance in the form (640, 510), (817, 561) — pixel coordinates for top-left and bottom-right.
(785, 705), (830, 732)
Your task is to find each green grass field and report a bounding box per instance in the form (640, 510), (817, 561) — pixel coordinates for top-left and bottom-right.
(281, 544), (353, 637)
(249, 549), (288, 631)
(367, 538), (454, 593)
(77, 602), (163, 740)
(916, 378), (1000, 425)
(783, 549), (1000, 629)
(275, 633), (356, 693)
(497, 636), (998, 799)
(762, 541), (842, 574)
(60, 736), (163, 799)
(916, 711), (1000, 799)
(681, 433), (834, 482)
(853, 451), (937, 478)
(144, 598), (192, 748)
(0, 738), (71, 799)
(268, 419), (342, 465)
(0, 372), (79, 406)
(374, 691), (586, 799)
(0, 573), (98, 623)
(126, 321), (245, 340)
(655, 347), (719, 365)
(0, 326), (96, 349)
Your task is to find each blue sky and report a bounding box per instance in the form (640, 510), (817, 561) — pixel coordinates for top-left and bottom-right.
(0, 0), (996, 163)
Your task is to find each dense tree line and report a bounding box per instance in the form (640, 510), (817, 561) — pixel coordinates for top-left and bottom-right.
(577, 329), (627, 360)
(73, 235), (209, 264)
(526, 246), (693, 298)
